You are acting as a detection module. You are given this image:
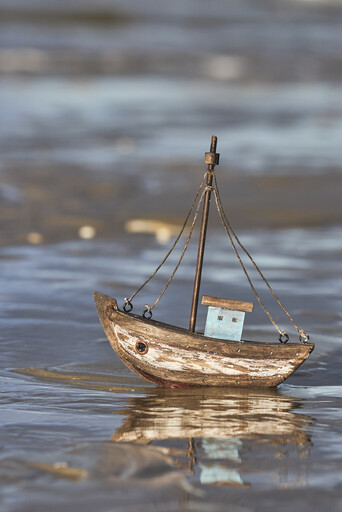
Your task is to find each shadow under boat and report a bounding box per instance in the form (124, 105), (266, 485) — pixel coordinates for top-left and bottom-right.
(111, 387), (312, 487)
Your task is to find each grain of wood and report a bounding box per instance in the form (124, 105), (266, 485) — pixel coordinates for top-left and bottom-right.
(94, 292), (314, 388)
(202, 295), (254, 313)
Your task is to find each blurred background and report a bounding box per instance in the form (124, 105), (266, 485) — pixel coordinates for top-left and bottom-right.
(2, 2), (342, 511)
(1, 0), (342, 246)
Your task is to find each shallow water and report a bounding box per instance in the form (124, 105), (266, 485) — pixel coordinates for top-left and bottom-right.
(1, 227), (342, 511)
(1, 0), (342, 510)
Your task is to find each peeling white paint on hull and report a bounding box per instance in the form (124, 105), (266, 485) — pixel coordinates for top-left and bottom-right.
(93, 292), (314, 388)
(113, 324), (296, 378)
(111, 324), (307, 387)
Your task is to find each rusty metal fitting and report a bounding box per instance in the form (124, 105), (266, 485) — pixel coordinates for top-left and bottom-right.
(143, 304), (152, 319)
(278, 333), (289, 344)
(299, 332), (310, 343)
(123, 299), (133, 313)
(204, 152), (220, 166)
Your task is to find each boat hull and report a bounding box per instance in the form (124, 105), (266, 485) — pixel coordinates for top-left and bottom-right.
(94, 292), (314, 388)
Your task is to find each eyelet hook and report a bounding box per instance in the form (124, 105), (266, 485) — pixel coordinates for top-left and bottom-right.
(123, 298), (133, 313)
(278, 332), (289, 344)
(299, 330), (310, 343)
(142, 304), (152, 320)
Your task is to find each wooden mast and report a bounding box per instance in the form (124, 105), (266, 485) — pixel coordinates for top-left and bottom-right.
(189, 136), (220, 332)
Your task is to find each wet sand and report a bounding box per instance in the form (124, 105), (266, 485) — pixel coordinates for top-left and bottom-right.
(1, 2), (342, 246)
(1, 1), (342, 511)
(1, 163), (342, 246)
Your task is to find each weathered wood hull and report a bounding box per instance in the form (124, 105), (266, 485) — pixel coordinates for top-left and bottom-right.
(94, 292), (314, 388)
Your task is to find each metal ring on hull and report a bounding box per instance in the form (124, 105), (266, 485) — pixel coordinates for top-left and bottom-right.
(135, 341), (149, 355)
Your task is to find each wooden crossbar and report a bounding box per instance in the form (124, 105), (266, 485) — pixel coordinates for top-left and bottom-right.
(201, 295), (254, 313)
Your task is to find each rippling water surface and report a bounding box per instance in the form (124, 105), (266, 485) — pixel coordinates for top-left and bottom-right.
(1, 0), (342, 511)
(2, 227), (342, 511)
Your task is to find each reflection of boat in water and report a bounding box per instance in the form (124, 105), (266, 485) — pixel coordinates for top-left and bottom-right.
(94, 136), (313, 388)
(112, 387), (312, 487)
(112, 387), (311, 444)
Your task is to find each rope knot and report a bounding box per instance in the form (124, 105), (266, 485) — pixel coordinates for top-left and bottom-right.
(278, 331), (289, 344)
(143, 304), (153, 319)
(123, 298), (133, 312)
(299, 329), (310, 343)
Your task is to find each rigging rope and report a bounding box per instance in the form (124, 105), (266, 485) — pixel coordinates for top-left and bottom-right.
(211, 172), (309, 342)
(124, 168), (309, 342)
(124, 170), (208, 310)
(144, 186), (207, 315)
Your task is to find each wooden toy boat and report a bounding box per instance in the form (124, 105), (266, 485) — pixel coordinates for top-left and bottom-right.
(94, 136), (314, 388)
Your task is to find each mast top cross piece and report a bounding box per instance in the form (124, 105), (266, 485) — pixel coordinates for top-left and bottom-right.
(204, 152), (220, 166)
(204, 135), (220, 167)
